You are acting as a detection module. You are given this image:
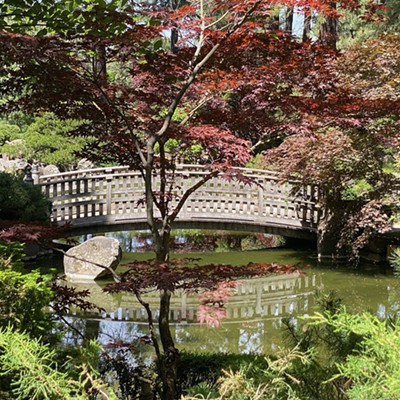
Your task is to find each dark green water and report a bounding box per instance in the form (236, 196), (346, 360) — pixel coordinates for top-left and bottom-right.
(63, 247), (400, 354)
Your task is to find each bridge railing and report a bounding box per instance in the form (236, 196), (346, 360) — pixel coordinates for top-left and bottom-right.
(38, 164), (320, 231)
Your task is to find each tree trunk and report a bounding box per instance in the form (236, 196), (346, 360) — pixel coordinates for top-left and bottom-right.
(317, 200), (349, 261)
(302, 14), (311, 42)
(159, 289), (179, 400)
(319, 2), (337, 50)
(171, 28), (179, 54)
(283, 7), (294, 34)
(93, 42), (107, 86)
(156, 231), (180, 400)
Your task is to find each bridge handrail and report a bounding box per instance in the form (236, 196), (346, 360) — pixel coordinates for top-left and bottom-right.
(37, 164), (320, 234)
(38, 164), (287, 181)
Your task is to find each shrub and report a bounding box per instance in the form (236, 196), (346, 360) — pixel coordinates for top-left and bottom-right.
(0, 171), (51, 221)
(309, 309), (400, 400)
(0, 268), (54, 337)
(0, 242), (117, 399)
(177, 352), (269, 394)
(0, 242), (54, 337)
(0, 328), (117, 400)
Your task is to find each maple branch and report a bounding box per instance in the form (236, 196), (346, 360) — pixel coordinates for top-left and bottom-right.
(168, 169), (219, 223)
(205, 11), (229, 29)
(191, 0), (206, 65)
(135, 293), (161, 360)
(52, 312), (86, 339)
(158, 142), (168, 215)
(155, 0), (263, 142)
(144, 149), (160, 243)
(95, 84), (147, 168)
(179, 94), (211, 126)
(62, 51), (147, 168)
(53, 248), (122, 283)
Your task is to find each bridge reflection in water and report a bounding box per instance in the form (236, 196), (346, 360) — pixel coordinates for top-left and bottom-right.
(63, 272), (321, 354)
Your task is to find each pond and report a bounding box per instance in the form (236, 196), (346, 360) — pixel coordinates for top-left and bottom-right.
(55, 237), (400, 355)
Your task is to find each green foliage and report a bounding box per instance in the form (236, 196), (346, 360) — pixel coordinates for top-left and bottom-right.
(154, 137), (204, 163)
(337, 0), (380, 49)
(178, 352), (269, 390)
(0, 112), (34, 146)
(388, 247), (400, 276)
(241, 234), (285, 251)
(186, 292), (400, 400)
(341, 179), (374, 201)
(308, 309), (400, 400)
(0, 241), (56, 339)
(0, 172), (51, 221)
(0, 265), (54, 337)
(0, 0), (131, 36)
(0, 242), (117, 399)
(217, 347), (311, 400)
(0, 241), (25, 271)
(0, 121), (21, 146)
(245, 154), (265, 170)
(0, 328), (114, 399)
(0, 112), (34, 130)
(0, 113), (91, 171)
(0, 327), (86, 400)
(180, 349), (312, 400)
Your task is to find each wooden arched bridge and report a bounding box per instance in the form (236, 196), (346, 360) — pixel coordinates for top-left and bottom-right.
(36, 164), (320, 240)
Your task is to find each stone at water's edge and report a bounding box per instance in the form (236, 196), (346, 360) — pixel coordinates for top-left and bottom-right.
(64, 236), (122, 281)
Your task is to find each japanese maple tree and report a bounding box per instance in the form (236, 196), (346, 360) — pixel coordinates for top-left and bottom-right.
(261, 34), (400, 258)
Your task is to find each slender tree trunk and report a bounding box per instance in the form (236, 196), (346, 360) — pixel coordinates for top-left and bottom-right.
(171, 28), (179, 54)
(159, 289), (179, 399)
(319, 2), (337, 50)
(93, 42), (107, 86)
(156, 231), (180, 400)
(317, 198), (349, 261)
(302, 14), (311, 42)
(283, 7), (294, 34)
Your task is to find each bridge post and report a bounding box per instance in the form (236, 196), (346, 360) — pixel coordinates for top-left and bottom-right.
(258, 186), (264, 215)
(106, 175), (113, 215)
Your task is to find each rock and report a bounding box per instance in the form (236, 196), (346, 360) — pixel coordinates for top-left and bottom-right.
(64, 236), (122, 281)
(41, 164), (60, 176)
(77, 158), (94, 170)
(0, 158), (7, 171)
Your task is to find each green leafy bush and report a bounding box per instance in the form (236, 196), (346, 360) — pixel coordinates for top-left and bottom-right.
(309, 309), (400, 400)
(0, 172), (51, 221)
(0, 328), (117, 400)
(177, 352), (269, 394)
(388, 246), (400, 273)
(0, 242), (117, 399)
(0, 122), (21, 146)
(0, 327), (85, 400)
(181, 348), (311, 400)
(0, 268), (54, 337)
